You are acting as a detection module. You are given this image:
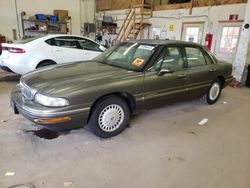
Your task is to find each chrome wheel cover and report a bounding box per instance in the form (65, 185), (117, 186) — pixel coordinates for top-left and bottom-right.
(98, 104), (124, 132)
(209, 82), (220, 101)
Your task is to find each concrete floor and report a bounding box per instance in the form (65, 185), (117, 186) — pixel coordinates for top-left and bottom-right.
(0, 81), (250, 188)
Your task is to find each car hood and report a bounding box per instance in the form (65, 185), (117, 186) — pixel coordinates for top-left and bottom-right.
(21, 61), (139, 96)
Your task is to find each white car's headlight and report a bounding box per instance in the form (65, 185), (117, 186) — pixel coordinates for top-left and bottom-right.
(35, 93), (69, 107)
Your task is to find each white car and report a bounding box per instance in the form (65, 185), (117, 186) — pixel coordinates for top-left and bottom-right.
(0, 34), (106, 75)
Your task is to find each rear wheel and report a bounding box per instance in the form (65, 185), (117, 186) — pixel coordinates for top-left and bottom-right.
(36, 60), (56, 68)
(205, 79), (222, 105)
(89, 97), (130, 138)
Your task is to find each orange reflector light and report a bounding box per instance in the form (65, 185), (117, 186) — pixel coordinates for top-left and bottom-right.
(35, 116), (71, 123)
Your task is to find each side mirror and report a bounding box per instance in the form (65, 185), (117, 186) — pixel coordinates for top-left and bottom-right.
(157, 68), (173, 76)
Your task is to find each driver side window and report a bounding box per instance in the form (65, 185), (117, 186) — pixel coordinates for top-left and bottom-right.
(150, 47), (184, 72)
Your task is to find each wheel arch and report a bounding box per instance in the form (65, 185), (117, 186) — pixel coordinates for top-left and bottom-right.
(217, 75), (225, 88)
(87, 92), (136, 123)
(36, 59), (57, 69)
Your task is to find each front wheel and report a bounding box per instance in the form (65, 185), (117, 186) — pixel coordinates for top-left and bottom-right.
(205, 79), (222, 105)
(89, 97), (130, 138)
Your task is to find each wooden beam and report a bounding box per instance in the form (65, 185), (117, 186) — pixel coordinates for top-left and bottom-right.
(189, 0), (194, 15)
(96, 0), (247, 12)
(193, 0), (247, 7)
(154, 2), (190, 11)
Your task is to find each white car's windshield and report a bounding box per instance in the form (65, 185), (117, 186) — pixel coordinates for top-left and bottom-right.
(94, 42), (156, 71)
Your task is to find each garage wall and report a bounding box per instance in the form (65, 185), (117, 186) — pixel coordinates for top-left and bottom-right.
(0, 0), (18, 40)
(151, 3), (246, 53)
(0, 0), (95, 41)
(97, 3), (246, 53)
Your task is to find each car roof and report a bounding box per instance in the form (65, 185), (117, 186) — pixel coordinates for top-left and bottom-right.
(124, 39), (204, 47)
(42, 34), (86, 40)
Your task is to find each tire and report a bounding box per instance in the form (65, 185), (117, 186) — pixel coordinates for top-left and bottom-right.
(89, 96), (130, 138)
(37, 60), (56, 68)
(205, 79), (222, 105)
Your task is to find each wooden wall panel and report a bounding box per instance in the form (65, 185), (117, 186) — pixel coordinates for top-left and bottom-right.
(154, 0), (162, 5)
(96, 0), (112, 11)
(193, 0), (247, 6)
(111, 0), (131, 10)
(96, 0), (247, 12)
(154, 2), (190, 10)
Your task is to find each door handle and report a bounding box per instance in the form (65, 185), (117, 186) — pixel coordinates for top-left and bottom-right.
(177, 74), (187, 78)
(55, 49), (62, 52)
(209, 68), (216, 72)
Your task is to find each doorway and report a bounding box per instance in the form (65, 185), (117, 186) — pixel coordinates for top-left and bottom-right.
(215, 22), (242, 64)
(181, 22), (205, 44)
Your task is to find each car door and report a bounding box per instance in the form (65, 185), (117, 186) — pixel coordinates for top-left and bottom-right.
(184, 45), (217, 99)
(77, 38), (103, 60)
(50, 36), (84, 64)
(143, 45), (188, 108)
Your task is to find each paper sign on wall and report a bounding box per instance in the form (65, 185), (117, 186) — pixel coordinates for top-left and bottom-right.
(169, 24), (174, 32)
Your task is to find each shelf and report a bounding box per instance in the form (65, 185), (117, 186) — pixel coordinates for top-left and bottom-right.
(25, 30), (47, 33)
(21, 13), (71, 38)
(23, 19), (46, 23)
(25, 30), (66, 34)
(23, 19), (67, 24)
(48, 31), (67, 34)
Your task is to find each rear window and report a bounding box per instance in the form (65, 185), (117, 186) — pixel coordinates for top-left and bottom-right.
(14, 36), (42, 44)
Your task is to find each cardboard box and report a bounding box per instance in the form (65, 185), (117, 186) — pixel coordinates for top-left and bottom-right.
(0, 35), (6, 43)
(54, 10), (68, 22)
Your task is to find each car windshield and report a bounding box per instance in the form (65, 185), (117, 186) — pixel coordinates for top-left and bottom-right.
(94, 42), (156, 71)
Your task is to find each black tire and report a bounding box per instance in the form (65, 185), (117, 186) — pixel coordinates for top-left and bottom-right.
(36, 60), (56, 68)
(89, 96), (130, 138)
(205, 79), (222, 105)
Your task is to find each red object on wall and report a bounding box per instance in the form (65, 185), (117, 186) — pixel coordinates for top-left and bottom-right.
(205, 34), (213, 51)
(229, 14), (239, 21)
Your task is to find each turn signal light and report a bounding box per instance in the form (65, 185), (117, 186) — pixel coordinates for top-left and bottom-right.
(35, 116), (71, 123)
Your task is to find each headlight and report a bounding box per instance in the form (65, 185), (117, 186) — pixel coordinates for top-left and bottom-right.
(34, 93), (69, 107)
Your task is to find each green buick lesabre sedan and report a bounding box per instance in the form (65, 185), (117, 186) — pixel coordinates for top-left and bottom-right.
(11, 40), (233, 138)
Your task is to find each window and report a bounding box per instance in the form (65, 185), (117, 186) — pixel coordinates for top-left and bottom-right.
(202, 49), (214, 64)
(150, 47), (183, 71)
(94, 43), (156, 71)
(54, 38), (79, 49)
(45, 38), (54, 45)
(185, 47), (206, 67)
(185, 27), (200, 43)
(46, 37), (80, 49)
(78, 39), (102, 52)
(219, 26), (240, 53)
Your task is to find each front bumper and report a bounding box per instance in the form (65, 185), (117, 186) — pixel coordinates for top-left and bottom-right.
(11, 85), (90, 131)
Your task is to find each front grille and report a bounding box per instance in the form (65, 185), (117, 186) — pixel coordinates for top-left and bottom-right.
(20, 81), (35, 100)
